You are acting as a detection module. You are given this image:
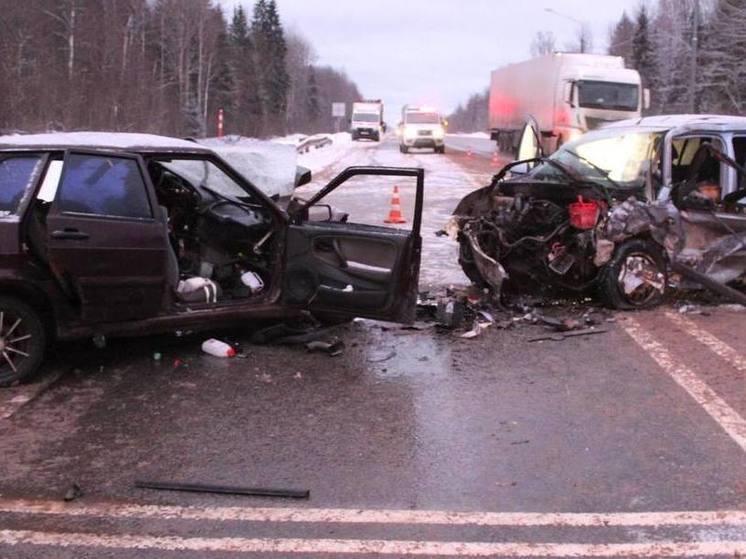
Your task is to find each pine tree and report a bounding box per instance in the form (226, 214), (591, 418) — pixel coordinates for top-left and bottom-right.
(229, 5), (262, 135)
(609, 11), (635, 66)
(632, 5), (656, 89)
(252, 0), (289, 134)
(305, 66), (321, 125)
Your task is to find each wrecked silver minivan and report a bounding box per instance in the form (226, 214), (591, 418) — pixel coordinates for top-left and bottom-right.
(450, 115), (746, 308)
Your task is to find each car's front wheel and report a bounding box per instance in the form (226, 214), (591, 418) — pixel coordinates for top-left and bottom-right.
(0, 297), (47, 387)
(601, 239), (667, 310)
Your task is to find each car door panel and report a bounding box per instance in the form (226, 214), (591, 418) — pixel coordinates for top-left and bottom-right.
(45, 150), (168, 324)
(284, 167), (424, 323)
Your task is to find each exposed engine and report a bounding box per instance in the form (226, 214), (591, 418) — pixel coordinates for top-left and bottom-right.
(459, 192), (604, 297)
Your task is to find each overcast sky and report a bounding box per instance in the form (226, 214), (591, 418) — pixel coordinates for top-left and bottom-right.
(218, 0), (643, 122)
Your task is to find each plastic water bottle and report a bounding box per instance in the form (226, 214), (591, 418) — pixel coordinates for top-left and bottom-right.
(201, 339), (236, 358)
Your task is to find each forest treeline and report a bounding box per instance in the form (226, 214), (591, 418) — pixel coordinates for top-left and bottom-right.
(448, 0), (746, 132)
(0, 0), (363, 137)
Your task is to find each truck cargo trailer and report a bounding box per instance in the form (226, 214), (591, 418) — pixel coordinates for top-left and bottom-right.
(489, 53), (648, 155)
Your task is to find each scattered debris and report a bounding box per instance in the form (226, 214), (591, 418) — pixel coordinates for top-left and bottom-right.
(528, 327), (608, 343)
(201, 338), (237, 358)
(135, 480), (309, 499)
(306, 339), (345, 357)
(63, 482), (84, 502)
(368, 349), (397, 363)
(436, 298), (466, 329)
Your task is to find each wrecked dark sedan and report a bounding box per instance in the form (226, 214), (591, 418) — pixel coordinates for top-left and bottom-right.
(451, 115), (746, 308)
(0, 132), (424, 385)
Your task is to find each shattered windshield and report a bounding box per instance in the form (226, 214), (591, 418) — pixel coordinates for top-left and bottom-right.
(161, 158), (251, 200)
(529, 130), (662, 189)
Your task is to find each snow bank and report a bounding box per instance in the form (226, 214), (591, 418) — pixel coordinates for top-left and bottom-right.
(297, 132), (357, 173)
(200, 136), (298, 199)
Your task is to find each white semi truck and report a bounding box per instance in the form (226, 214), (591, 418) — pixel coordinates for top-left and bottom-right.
(489, 53), (649, 155)
(351, 100), (384, 142)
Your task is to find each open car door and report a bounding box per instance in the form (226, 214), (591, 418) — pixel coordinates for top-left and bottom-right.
(516, 115), (543, 163)
(284, 167), (424, 323)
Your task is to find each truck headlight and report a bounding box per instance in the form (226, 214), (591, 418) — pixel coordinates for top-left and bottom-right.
(433, 127), (445, 139)
(404, 126), (417, 140)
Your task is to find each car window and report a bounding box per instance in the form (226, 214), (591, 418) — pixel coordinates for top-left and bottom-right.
(0, 154), (44, 216)
(56, 154), (152, 219)
(671, 136), (723, 188)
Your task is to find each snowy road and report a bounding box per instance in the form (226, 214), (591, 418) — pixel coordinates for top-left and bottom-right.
(444, 133), (498, 157)
(297, 134), (494, 288)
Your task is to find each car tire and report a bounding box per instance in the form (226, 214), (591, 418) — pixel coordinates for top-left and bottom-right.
(601, 239), (667, 310)
(437, 146), (445, 154)
(400, 145), (408, 154)
(0, 297), (47, 387)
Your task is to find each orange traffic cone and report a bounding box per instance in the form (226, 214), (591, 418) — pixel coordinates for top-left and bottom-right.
(384, 185), (407, 224)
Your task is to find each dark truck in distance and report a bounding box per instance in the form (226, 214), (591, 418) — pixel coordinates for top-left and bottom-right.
(0, 132), (424, 386)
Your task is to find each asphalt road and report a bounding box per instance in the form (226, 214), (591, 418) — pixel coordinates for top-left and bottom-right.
(0, 136), (744, 558)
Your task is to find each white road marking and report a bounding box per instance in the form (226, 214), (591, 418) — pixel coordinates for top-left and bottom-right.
(665, 311), (746, 373)
(0, 498), (744, 527)
(621, 317), (746, 453)
(1, 529), (744, 557)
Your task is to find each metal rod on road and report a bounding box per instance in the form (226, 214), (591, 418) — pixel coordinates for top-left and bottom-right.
(135, 480), (310, 499)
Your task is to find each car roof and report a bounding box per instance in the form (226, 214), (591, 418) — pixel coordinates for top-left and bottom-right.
(602, 114), (746, 133)
(0, 131), (213, 154)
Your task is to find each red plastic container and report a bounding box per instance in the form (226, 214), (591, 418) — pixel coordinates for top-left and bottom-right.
(568, 196), (599, 230)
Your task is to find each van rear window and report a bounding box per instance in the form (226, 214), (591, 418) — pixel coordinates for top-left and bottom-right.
(0, 155), (43, 216)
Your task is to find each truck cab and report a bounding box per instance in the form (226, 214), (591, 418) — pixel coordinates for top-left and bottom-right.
(399, 106), (446, 154)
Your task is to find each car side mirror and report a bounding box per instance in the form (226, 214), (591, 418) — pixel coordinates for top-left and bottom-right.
(308, 204), (334, 222)
(295, 166), (312, 188)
